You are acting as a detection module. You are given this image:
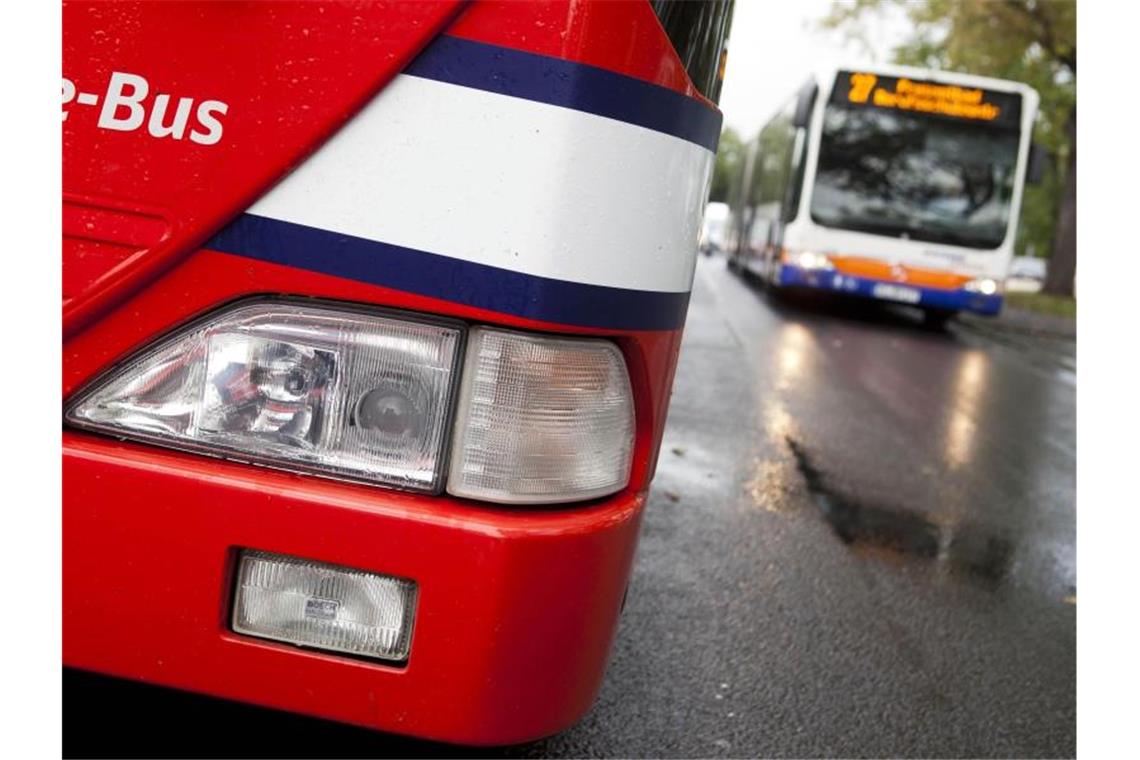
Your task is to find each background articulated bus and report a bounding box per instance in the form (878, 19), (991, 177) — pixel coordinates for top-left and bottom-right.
(726, 65), (1041, 326)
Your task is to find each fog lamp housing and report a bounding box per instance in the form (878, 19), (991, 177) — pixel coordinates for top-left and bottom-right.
(232, 550), (418, 662)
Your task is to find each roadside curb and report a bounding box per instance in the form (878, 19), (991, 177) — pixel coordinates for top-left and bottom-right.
(954, 308), (1076, 376)
(959, 307), (1076, 341)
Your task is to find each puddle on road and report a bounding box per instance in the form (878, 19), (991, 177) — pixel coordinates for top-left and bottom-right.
(785, 436), (1014, 589)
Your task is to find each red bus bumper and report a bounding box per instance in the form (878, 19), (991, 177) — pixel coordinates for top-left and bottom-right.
(63, 431), (643, 746)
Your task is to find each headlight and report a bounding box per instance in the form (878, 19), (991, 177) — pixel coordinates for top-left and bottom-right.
(964, 278), (1001, 295)
(67, 301), (639, 505)
(66, 300), (463, 493)
(790, 250), (834, 271)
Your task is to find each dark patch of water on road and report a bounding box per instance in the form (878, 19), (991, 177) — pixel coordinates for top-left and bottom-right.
(786, 436), (1013, 589)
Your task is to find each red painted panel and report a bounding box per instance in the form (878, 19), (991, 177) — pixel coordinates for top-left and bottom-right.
(64, 433), (643, 744)
(448, 0), (707, 101)
(62, 0), (463, 335)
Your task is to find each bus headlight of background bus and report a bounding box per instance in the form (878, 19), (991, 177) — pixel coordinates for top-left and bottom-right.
(785, 249), (835, 271)
(66, 301), (635, 504)
(963, 278), (1001, 295)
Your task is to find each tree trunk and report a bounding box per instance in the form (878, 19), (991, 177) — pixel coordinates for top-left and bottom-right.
(1043, 108), (1076, 296)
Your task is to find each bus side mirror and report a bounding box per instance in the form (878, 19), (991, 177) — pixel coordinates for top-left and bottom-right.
(1027, 142), (1048, 184)
(792, 81), (818, 128)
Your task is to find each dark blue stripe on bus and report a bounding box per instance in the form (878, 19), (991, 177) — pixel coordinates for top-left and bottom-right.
(205, 214), (691, 332)
(404, 34), (723, 153)
(777, 264), (1003, 316)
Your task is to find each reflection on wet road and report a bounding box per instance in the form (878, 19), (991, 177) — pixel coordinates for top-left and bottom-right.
(64, 255), (1076, 758)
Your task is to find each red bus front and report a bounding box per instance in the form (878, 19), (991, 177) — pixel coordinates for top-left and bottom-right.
(62, 0), (730, 744)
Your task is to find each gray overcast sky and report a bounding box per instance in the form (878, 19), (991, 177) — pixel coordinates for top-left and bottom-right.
(717, 0), (913, 137)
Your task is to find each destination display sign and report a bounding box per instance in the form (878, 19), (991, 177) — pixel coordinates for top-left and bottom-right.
(833, 70), (1022, 129)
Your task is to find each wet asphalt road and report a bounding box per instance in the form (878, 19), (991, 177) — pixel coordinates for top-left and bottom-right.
(66, 255), (1076, 758)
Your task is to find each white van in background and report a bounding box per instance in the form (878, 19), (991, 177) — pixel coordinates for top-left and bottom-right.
(700, 201), (730, 255)
(1007, 256), (1048, 292)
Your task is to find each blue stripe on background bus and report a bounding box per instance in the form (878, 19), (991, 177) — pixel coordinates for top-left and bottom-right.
(777, 264), (1003, 316)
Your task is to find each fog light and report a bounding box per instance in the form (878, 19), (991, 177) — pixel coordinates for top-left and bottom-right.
(232, 550), (417, 662)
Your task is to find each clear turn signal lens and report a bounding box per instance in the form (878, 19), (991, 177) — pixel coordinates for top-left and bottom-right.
(446, 327), (635, 504)
(66, 300), (462, 492)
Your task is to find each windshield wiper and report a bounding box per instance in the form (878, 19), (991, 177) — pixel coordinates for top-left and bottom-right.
(819, 216), (915, 239)
(910, 223), (999, 249)
(816, 213), (1001, 250)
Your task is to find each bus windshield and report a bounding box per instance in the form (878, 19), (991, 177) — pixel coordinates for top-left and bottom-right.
(809, 104), (1020, 250)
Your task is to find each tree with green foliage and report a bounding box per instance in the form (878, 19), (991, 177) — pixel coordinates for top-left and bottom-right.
(709, 126), (745, 204)
(820, 0), (1076, 296)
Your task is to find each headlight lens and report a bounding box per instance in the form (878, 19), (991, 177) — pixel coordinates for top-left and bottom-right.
(791, 250), (834, 270)
(446, 327), (635, 504)
(66, 301), (462, 493)
(964, 278), (1001, 295)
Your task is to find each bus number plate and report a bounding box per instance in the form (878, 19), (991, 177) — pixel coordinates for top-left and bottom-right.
(872, 283), (922, 304)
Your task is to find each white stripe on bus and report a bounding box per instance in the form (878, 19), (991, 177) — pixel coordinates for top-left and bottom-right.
(247, 73), (714, 295)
